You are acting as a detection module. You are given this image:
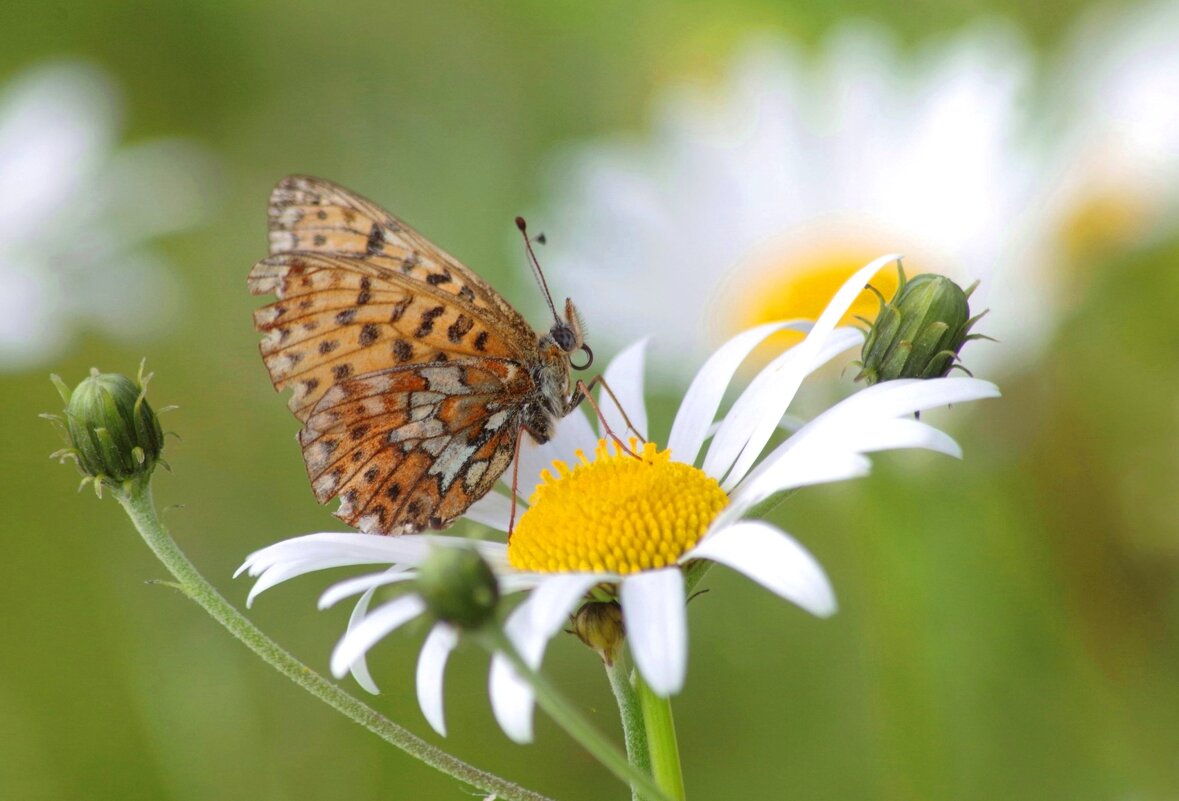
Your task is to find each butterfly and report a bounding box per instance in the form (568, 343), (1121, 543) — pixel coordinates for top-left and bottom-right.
(249, 176), (594, 535)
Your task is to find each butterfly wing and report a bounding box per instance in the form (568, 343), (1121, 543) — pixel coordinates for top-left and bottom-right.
(249, 175), (548, 533)
(298, 359), (528, 533)
(267, 174), (535, 342)
(249, 177), (542, 421)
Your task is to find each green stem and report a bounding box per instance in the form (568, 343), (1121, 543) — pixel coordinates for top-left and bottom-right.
(636, 671), (686, 801)
(605, 657), (651, 801)
(478, 628), (673, 801)
(114, 482), (555, 801)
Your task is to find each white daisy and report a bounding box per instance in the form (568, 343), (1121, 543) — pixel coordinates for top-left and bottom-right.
(1039, 0), (1179, 267)
(0, 60), (218, 370)
(238, 256), (999, 744)
(535, 24), (1044, 380)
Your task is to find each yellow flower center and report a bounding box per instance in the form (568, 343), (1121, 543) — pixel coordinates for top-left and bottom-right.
(508, 440), (729, 575)
(1058, 188), (1152, 264)
(716, 229), (944, 363)
(742, 249), (899, 330)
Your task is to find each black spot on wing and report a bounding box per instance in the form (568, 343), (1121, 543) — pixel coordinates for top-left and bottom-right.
(358, 323), (380, 346)
(447, 314), (473, 343)
(366, 223), (385, 255)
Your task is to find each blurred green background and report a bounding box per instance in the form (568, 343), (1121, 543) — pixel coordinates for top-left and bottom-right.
(4, 1), (1179, 799)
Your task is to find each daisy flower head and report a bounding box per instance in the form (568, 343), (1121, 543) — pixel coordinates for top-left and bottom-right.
(0, 61), (218, 371)
(1041, 0), (1179, 266)
(535, 23), (1044, 380)
(238, 256), (999, 744)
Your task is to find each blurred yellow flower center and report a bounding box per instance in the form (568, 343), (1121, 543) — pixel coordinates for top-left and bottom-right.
(737, 248), (903, 341)
(508, 440), (729, 575)
(1058, 188), (1151, 263)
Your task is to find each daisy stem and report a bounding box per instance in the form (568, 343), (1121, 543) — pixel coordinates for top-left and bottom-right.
(478, 628), (673, 801)
(604, 657), (651, 801)
(113, 482), (556, 801)
(635, 671), (686, 801)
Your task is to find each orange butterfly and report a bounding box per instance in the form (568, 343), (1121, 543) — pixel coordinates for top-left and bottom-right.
(249, 176), (593, 535)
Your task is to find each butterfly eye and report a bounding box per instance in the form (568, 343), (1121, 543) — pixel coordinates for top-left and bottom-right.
(570, 344), (593, 371)
(552, 323), (577, 352)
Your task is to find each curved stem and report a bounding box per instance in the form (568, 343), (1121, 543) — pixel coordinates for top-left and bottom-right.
(636, 671), (686, 801)
(114, 483), (555, 801)
(605, 657), (650, 801)
(478, 628), (672, 801)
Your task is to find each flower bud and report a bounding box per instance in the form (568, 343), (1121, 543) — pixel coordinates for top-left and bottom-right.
(415, 546), (499, 629)
(855, 265), (988, 385)
(571, 601), (625, 666)
(46, 363), (166, 494)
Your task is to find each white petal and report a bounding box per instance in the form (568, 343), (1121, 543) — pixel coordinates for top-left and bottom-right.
(822, 376), (1000, 420)
(464, 490), (514, 532)
(599, 337), (650, 441)
(497, 572), (550, 594)
(723, 452), (873, 524)
(318, 568), (416, 609)
(489, 574), (600, 743)
(620, 569), (687, 696)
(244, 557), (339, 607)
(726, 378), (996, 516)
(345, 586), (381, 694)
(667, 320), (809, 465)
(834, 417), (963, 458)
(237, 533), (510, 605)
(237, 533), (437, 580)
(416, 623), (460, 737)
(687, 521), (836, 617)
(488, 651), (534, 744)
(515, 574), (603, 666)
(704, 325), (864, 489)
(515, 410), (598, 499)
(762, 377), (996, 470)
(703, 254), (901, 487)
(330, 594), (426, 679)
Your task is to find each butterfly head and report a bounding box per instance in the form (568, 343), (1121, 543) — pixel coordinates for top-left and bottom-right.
(517, 215), (593, 372)
(550, 297), (593, 371)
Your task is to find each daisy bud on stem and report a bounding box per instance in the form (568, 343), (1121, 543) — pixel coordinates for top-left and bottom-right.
(416, 547), (500, 629)
(855, 264), (988, 385)
(45, 362), (169, 496)
(571, 602), (625, 666)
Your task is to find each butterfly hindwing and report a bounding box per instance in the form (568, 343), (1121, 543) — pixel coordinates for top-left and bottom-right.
(297, 359), (531, 533)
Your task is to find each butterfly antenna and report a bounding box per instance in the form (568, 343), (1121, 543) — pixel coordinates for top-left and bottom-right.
(516, 216), (560, 324)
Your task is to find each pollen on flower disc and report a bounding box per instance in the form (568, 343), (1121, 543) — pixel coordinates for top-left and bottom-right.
(508, 440), (729, 575)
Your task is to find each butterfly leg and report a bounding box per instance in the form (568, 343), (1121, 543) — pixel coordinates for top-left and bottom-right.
(569, 376), (645, 456)
(507, 428), (526, 539)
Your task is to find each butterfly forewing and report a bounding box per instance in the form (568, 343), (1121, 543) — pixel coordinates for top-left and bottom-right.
(250, 176), (575, 534)
(267, 175), (534, 340)
(251, 252), (527, 421)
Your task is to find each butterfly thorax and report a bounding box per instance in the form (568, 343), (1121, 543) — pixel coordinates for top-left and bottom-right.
(521, 337), (573, 445)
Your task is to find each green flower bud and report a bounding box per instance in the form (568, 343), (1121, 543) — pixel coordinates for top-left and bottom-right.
(571, 602), (625, 666)
(855, 264), (989, 385)
(415, 546), (499, 629)
(45, 362), (167, 495)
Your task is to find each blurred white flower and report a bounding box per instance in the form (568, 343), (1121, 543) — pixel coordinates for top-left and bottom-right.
(536, 24), (1048, 382)
(1040, 0), (1179, 267)
(0, 61), (218, 370)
